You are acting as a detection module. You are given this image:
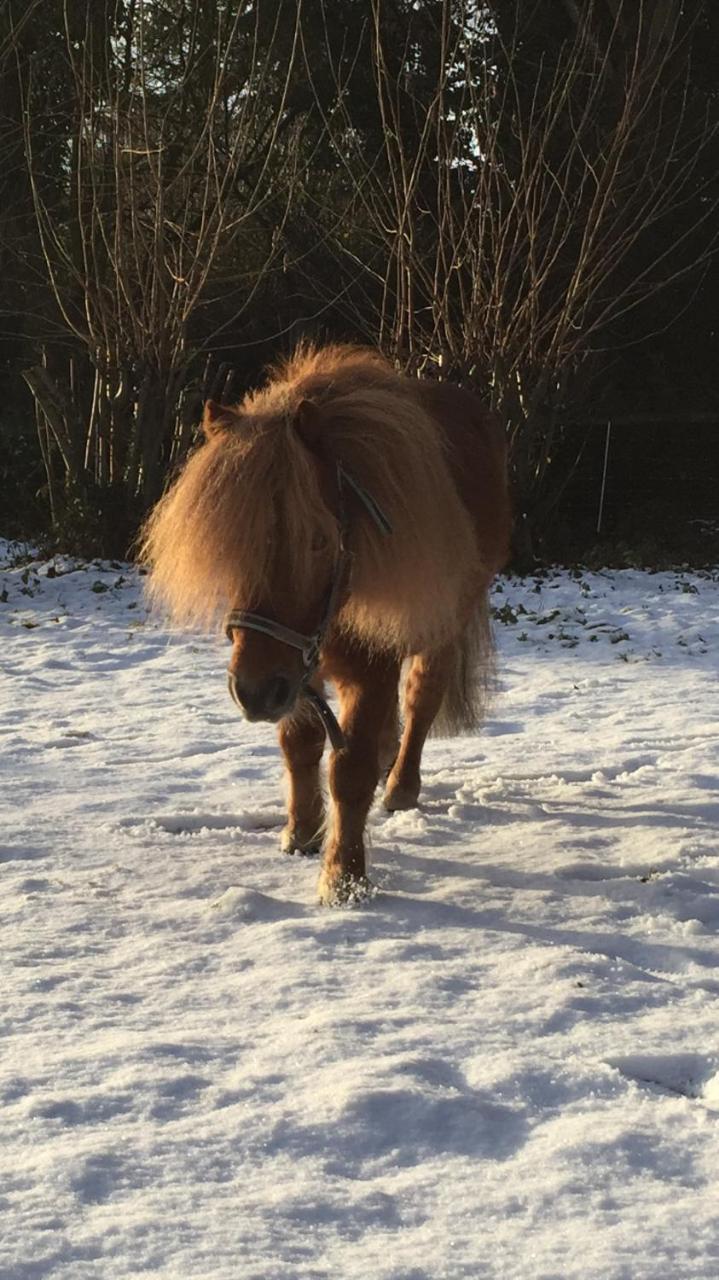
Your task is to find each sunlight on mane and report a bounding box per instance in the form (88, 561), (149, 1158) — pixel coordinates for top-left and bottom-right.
(140, 344), (480, 653)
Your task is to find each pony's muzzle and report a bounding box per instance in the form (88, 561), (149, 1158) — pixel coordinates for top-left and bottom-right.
(227, 671), (295, 723)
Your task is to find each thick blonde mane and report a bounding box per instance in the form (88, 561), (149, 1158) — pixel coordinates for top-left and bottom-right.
(140, 344), (481, 654)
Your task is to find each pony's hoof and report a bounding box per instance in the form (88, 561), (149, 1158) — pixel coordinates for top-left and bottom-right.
(382, 783), (420, 811)
(280, 827), (321, 857)
(317, 869), (375, 907)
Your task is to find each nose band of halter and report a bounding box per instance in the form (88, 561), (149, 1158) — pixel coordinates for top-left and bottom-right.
(223, 463), (391, 750)
(224, 611), (321, 668)
(224, 578), (345, 750)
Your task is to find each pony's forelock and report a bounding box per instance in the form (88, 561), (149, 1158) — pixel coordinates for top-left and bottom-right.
(139, 409), (338, 630)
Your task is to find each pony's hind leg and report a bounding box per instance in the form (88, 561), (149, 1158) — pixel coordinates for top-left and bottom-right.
(378, 694), (400, 776)
(383, 649), (451, 811)
(278, 702), (326, 855)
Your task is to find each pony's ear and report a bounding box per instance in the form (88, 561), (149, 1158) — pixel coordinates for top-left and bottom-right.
(294, 399), (323, 451)
(202, 399), (234, 440)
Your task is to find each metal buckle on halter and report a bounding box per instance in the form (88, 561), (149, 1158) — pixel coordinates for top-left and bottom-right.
(302, 636), (321, 672)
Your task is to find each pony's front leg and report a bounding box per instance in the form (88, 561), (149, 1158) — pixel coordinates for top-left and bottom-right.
(318, 653), (399, 906)
(278, 704), (327, 855)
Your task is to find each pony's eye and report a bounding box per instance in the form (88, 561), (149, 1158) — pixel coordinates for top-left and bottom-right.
(311, 532), (329, 554)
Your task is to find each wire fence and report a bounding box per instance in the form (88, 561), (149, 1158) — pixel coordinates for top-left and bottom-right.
(551, 415), (719, 560)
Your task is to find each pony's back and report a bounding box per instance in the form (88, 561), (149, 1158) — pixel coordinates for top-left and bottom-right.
(417, 379), (512, 577)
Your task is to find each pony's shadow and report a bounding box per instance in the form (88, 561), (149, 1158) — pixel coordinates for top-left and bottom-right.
(313, 849), (716, 998)
(400, 790), (719, 839)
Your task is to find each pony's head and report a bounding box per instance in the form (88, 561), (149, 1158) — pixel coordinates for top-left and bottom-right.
(140, 392), (344, 724)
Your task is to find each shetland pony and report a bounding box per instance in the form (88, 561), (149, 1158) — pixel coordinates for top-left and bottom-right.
(141, 345), (511, 904)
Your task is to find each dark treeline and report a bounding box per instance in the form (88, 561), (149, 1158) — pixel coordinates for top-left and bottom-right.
(1, 0), (717, 564)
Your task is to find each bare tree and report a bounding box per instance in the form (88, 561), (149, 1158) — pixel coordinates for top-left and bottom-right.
(19, 0), (304, 547)
(307, 0), (718, 555)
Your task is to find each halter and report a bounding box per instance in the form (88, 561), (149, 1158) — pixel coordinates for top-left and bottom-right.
(224, 463), (391, 750)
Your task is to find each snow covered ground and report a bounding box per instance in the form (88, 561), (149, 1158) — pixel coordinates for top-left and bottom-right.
(2, 540), (719, 1280)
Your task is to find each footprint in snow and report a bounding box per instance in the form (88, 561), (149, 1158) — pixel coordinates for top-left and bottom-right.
(118, 810), (284, 836)
(44, 731), (97, 749)
(608, 1052), (719, 1110)
(0, 844), (45, 862)
(210, 886), (306, 923)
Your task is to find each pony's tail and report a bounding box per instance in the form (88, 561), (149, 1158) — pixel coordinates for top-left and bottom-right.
(431, 591), (496, 736)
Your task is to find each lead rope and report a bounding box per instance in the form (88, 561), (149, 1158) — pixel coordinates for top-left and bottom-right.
(224, 464), (391, 750)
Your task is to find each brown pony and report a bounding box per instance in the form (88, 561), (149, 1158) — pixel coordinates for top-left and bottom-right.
(140, 344), (511, 904)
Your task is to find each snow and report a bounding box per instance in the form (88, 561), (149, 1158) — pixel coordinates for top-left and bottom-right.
(2, 540), (719, 1279)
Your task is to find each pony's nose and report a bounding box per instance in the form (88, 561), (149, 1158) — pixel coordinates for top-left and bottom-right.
(228, 672), (294, 722)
